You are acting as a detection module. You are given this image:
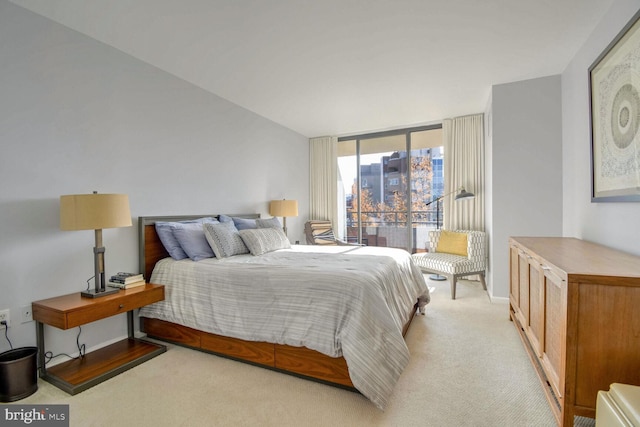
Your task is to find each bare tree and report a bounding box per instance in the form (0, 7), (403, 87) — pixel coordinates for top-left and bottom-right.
(347, 151), (435, 228)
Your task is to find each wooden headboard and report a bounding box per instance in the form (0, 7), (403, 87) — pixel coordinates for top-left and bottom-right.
(138, 214), (261, 282)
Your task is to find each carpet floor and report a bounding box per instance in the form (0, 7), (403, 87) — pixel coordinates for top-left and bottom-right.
(16, 277), (596, 426)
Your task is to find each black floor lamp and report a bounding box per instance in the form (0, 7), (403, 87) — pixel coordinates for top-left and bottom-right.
(424, 187), (475, 280)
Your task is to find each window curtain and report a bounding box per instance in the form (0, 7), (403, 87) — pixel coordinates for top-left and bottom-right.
(309, 136), (338, 226)
(442, 114), (485, 231)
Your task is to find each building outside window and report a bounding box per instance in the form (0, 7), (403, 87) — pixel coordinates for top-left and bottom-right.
(337, 126), (443, 253)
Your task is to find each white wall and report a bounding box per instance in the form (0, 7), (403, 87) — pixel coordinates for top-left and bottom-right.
(562, 0), (640, 254)
(0, 1), (308, 355)
(487, 0), (640, 299)
(486, 75), (563, 299)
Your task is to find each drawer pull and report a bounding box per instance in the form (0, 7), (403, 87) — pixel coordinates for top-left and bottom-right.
(119, 304), (124, 309)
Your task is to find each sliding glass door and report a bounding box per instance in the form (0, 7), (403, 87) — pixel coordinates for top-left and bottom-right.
(337, 125), (443, 253)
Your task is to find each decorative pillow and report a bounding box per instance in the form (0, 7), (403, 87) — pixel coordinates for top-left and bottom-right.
(155, 217), (215, 260)
(203, 221), (249, 258)
(239, 228), (291, 256)
(171, 220), (219, 261)
(256, 217), (281, 229)
(436, 230), (468, 257)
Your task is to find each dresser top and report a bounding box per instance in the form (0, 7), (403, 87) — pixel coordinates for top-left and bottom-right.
(510, 237), (640, 279)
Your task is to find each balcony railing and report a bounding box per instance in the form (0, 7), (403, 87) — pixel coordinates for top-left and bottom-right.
(344, 209), (442, 253)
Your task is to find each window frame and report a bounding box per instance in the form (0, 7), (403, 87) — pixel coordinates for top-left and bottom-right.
(338, 123), (443, 251)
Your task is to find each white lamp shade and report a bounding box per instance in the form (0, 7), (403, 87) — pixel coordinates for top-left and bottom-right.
(60, 193), (132, 231)
(269, 199), (298, 217)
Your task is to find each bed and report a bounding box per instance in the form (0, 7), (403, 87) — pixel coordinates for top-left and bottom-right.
(137, 214), (430, 409)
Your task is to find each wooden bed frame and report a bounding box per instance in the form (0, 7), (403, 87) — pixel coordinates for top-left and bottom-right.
(138, 214), (418, 390)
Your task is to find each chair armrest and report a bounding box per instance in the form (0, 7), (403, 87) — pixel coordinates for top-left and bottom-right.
(464, 231), (487, 269)
(428, 230), (442, 252)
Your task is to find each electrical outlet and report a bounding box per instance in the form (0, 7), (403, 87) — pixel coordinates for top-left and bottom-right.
(0, 309), (9, 327)
(21, 305), (33, 323)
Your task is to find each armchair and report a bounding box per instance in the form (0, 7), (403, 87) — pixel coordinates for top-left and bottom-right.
(305, 220), (359, 246)
(411, 229), (487, 299)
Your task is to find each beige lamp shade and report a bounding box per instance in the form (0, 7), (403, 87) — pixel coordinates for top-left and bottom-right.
(269, 199), (298, 217)
(60, 193), (132, 231)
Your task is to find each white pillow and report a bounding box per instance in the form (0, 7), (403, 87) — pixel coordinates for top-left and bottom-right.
(203, 221), (249, 258)
(238, 228), (290, 256)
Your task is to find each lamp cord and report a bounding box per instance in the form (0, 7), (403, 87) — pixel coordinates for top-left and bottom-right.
(1, 320), (13, 350)
(86, 275), (94, 292)
(1, 321), (86, 367)
(43, 326), (86, 366)
(40, 280), (91, 366)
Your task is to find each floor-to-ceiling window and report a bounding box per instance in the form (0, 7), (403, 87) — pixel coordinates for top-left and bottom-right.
(337, 125), (443, 253)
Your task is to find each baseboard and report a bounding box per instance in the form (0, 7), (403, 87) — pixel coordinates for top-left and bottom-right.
(489, 295), (509, 304)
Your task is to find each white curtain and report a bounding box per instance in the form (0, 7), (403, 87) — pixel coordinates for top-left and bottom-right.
(309, 136), (338, 224)
(442, 114), (485, 231)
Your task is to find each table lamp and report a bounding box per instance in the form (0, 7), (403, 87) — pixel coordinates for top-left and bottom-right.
(269, 199), (298, 236)
(60, 192), (132, 298)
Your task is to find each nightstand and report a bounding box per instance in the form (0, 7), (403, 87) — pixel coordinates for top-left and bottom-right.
(32, 283), (166, 394)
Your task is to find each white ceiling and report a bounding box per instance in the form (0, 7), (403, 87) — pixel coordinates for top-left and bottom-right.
(10, 0), (614, 138)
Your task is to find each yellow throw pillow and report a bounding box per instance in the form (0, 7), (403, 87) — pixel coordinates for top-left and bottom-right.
(436, 230), (468, 257)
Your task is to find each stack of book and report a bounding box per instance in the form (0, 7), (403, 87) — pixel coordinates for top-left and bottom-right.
(108, 272), (145, 289)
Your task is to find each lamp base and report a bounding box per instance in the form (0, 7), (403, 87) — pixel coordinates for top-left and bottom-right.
(81, 288), (120, 298)
(429, 274), (447, 281)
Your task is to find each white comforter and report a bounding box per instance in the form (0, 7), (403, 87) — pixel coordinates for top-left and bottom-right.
(139, 244), (430, 409)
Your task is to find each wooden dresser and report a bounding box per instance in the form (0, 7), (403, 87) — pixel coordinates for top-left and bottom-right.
(509, 237), (640, 426)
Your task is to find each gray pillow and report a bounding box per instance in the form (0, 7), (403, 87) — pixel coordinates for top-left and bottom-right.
(203, 221), (249, 258)
(239, 228), (291, 256)
(172, 220), (219, 261)
(256, 217), (282, 229)
(218, 214), (233, 224)
(219, 215), (260, 230)
(155, 217), (215, 260)
(231, 216), (257, 230)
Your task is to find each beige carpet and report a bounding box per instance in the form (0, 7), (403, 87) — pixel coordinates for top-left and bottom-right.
(18, 277), (595, 426)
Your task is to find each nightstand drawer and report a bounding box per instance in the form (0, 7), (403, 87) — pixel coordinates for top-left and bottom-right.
(33, 284), (164, 329)
(68, 287), (163, 327)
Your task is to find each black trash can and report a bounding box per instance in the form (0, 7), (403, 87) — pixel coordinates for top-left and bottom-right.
(0, 347), (38, 402)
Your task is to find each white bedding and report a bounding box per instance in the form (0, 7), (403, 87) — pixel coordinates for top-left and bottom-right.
(139, 244), (430, 409)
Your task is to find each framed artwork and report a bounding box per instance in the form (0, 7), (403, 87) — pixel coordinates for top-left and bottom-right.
(589, 9), (640, 202)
